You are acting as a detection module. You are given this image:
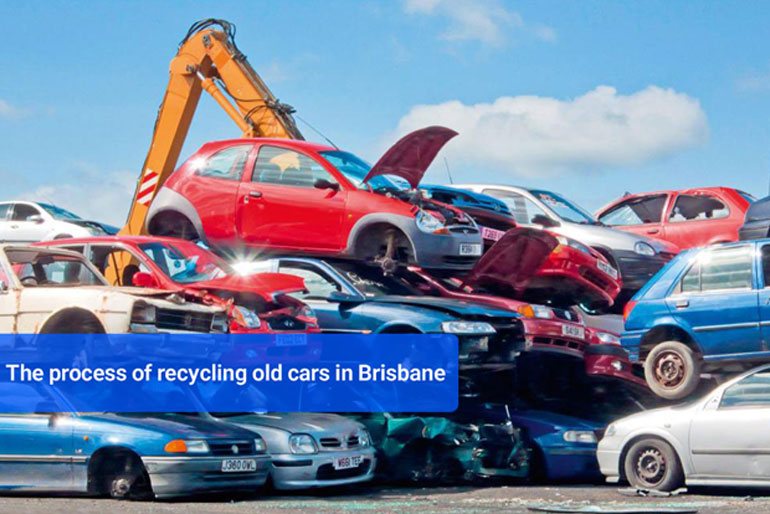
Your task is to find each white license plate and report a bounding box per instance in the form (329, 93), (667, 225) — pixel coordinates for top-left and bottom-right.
(561, 324), (585, 340)
(459, 243), (482, 256)
(597, 260), (618, 280)
(480, 226), (506, 242)
(333, 454), (363, 470)
(275, 334), (308, 346)
(221, 458), (257, 473)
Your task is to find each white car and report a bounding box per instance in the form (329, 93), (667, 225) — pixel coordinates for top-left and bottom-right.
(598, 363), (770, 491)
(0, 201), (117, 243)
(0, 245), (227, 334)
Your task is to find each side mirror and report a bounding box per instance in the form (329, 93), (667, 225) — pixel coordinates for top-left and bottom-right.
(314, 178), (340, 191)
(327, 291), (363, 304)
(0, 280), (7, 294)
(532, 214), (559, 228)
(132, 272), (159, 288)
(26, 215), (44, 224)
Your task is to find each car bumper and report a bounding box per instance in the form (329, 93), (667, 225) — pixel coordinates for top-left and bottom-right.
(142, 454), (270, 498)
(270, 449), (376, 490)
(739, 220), (769, 241)
(596, 443), (622, 483)
(540, 445), (602, 481)
(543, 246), (622, 306)
(520, 318), (589, 357)
(584, 344), (646, 387)
(613, 250), (674, 290)
(407, 225), (483, 270)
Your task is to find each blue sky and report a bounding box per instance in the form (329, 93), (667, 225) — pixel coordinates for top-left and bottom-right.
(1, 0), (769, 225)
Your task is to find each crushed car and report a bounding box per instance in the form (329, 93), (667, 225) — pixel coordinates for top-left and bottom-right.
(146, 126), (483, 271)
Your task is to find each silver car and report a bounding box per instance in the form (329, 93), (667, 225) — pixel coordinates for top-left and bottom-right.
(214, 412), (376, 490)
(598, 364), (770, 491)
(456, 184), (679, 296)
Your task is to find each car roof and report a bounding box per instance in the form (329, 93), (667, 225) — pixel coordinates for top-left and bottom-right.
(35, 235), (195, 246)
(619, 187), (740, 198)
(200, 138), (337, 154)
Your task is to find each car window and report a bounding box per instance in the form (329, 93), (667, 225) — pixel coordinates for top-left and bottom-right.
(194, 144), (251, 181)
(599, 194), (667, 226)
(669, 194), (729, 223)
(13, 258), (102, 287)
(679, 246), (753, 293)
(0, 204), (10, 221)
(720, 370), (770, 409)
(11, 203), (41, 221)
(482, 189), (547, 225)
(253, 145), (338, 189)
(278, 264), (340, 299)
(761, 245), (770, 288)
(89, 246), (146, 287)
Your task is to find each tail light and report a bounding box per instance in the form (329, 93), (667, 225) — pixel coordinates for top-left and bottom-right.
(623, 300), (637, 323)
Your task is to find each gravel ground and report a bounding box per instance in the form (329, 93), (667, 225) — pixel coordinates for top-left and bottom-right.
(1, 484), (769, 513)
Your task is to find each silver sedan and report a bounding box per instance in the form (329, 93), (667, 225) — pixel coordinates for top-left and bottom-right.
(598, 363), (770, 491)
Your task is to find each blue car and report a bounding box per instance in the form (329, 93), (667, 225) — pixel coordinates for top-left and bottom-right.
(0, 382), (270, 499)
(622, 240), (770, 399)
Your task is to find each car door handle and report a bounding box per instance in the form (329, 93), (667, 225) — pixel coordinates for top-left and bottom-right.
(646, 228), (659, 234)
(675, 300), (689, 309)
(249, 191), (263, 198)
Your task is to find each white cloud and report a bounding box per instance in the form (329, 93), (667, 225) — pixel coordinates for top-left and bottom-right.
(0, 99), (28, 120)
(403, 0), (552, 47)
(387, 85), (708, 177)
(16, 166), (136, 226)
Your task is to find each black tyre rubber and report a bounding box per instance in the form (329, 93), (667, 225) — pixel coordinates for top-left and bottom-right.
(644, 341), (701, 400)
(623, 438), (683, 491)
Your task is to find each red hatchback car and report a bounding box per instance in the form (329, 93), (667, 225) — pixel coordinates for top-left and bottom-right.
(146, 127), (483, 271)
(596, 187), (755, 250)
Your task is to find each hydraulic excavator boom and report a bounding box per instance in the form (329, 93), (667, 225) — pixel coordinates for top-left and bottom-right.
(121, 19), (303, 236)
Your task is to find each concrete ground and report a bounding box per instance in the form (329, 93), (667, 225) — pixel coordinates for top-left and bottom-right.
(1, 484), (769, 513)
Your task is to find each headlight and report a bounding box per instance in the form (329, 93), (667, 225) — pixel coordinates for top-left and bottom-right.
(131, 302), (156, 324)
(516, 304), (553, 319)
(605, 424), (617, 437)
(289, 433), (318, 454)
(231, 305), (261, 329)
(634, 241), (656, 256)
(556, 236), (593, 256)
(595, 331), (620, 345)
(563, 430), (598, 444)
(164, 439), (210, 454)
(359, 429), (372, 447)
(441, 321), (496, 335)
(254, 437), (267, 453)
(416, 210), (445, 233)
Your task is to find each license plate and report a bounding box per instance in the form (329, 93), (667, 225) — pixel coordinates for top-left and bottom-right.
(561, 324), (585, 340)
(459, 243), (482, 256)
(597, 260), (618, 280)
(480, 226), (506, 242)
(333, 454), (363, 470)
(221, 458), (257, 473)
(275, 334), (308, 346)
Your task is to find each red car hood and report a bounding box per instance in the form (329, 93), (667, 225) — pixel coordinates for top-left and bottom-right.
(363, 126), (458, 188)
(464, 227), (558, 294)
(184, 272), (307, 297)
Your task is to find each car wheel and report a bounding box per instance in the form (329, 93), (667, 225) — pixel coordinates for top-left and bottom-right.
(644, 341), (701, 400)
(355, 225), (412, 273)
(624, 438), (683, 491)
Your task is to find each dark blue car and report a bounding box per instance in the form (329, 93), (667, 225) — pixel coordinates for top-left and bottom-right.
(0, 382), (270, 499)
(623, 240), (770, 399)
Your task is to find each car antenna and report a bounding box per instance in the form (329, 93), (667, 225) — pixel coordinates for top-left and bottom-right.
(294, 113), (339, 149)
(444, 158), (454, 184)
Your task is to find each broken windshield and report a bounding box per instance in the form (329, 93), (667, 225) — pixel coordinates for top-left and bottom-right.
(138, 242), (231, 284)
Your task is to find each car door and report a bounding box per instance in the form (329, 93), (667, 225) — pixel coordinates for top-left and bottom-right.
(596, 194), (670, 239)
(664, 191), (733, 249)
(7, 203), (47, 242)
(0, 384), (74, 490)
(690, 369), (770, 478)
(0, 203), (12, 242)
(666, 244), (760, 357)
(755, 244), (770, 349)
(237, 144), (346, 250)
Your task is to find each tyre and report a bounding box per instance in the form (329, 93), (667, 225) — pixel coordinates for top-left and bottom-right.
(644, 341), (701, 400)
(623, 438), (683, 491)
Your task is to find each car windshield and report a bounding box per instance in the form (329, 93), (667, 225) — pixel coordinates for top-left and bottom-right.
(331, 261), (421, 297)
(319, 150), (405, 191)
(6, 249), (106, 287)
(530, 190), (597, 224)
(138, 241), (232, 284)
(39, 203), (81, 220)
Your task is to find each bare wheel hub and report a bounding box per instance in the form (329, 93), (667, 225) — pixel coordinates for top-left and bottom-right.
(636, 448), (666, 485)
(654, 351), (685, 388)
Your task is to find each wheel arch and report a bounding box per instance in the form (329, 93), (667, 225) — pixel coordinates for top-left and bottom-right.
(345, 214), (418, 258)
(618, 431), (690, 482)
(86, 445), (149, 495)
(639, 324), (701, 362)
(145, 187), (206, 241)
(38, 307), (106, 334)
(376, 322), (424, 334)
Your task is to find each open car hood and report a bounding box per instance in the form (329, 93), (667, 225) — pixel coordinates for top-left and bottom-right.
(464, 227), (558, 295)
(362, 126), (458, 188)
(185, 272), (307, 297)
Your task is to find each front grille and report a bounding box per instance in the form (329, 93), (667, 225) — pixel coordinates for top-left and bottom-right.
(266, 315), (306, 331)
(533, 336), (587, 353)
(442, 256), (478, 266)
(319, 437), (341, 448)
(208, 440), (254, 456)
(318, 435), (361, 449)
(155, 309), (213, 332)
(347, 435), (360, 447)
(448, 226), (479, 234)
(316, 459), (371, 480)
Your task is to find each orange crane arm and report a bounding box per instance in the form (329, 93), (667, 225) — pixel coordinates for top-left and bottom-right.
(121, 19), (303, 236)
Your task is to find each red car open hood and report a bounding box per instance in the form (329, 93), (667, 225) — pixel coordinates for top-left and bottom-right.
(185, 272), (307, 298)
(363, 126), (458, 188)
(464, 227), (558, 294)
